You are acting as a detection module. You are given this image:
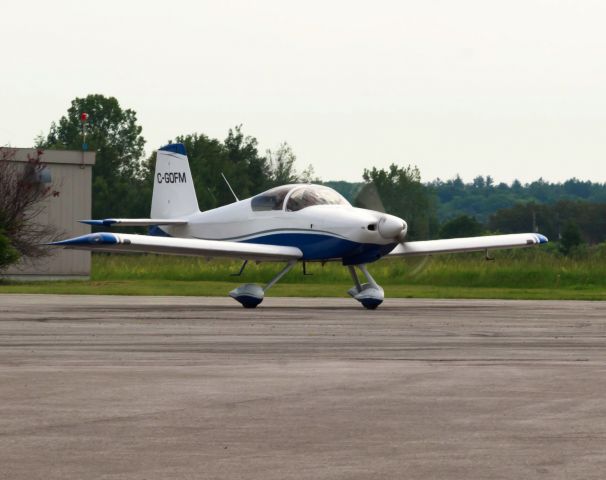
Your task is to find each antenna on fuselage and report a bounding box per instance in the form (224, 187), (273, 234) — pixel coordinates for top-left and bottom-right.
(221, 172), (239, 202)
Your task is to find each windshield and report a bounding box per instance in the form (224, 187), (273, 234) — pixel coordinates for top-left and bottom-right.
(251, 186), (292, 211)
(286, 186), (350, 212)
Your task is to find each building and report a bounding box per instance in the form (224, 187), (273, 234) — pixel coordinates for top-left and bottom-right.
(2, 148), (96, 280)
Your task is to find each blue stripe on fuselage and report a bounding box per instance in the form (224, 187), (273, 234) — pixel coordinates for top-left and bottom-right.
(241, 232), (396, 264)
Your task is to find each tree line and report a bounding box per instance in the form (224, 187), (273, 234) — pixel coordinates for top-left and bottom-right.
(328, 178), (606, 248)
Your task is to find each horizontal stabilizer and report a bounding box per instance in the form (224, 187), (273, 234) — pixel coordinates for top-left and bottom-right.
(388, 233), (548, 257)
(79, 218), (188, 227)
(50, 233), (302, 262)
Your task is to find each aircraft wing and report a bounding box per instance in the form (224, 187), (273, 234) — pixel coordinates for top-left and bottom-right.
(79, 218), (188, 227)
(51, 233), (302, 261)
(388, 233), (548, 257)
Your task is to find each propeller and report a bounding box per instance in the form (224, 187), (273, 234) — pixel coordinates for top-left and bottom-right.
(353, 182), (385, 213)
(353, 183), (407, 242)
(353, 181), (431, 278)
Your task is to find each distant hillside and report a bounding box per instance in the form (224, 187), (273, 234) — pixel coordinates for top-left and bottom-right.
(325, 177), (606, 223)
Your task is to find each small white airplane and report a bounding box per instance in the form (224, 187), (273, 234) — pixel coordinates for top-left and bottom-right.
(52, 143), (548, 309)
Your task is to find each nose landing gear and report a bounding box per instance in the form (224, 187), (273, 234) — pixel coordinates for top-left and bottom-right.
(347, 264), (384, 309)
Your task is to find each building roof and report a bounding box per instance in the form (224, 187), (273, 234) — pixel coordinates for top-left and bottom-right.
(6, 148), (96, 166)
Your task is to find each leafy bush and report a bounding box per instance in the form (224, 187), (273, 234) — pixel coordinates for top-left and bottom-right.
(0, 147), (59, 265)
(0, 230), (19, 271)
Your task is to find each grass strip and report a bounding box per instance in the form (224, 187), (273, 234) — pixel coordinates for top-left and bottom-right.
(1, 280), (605, 301)
(2, 249), (605, 300)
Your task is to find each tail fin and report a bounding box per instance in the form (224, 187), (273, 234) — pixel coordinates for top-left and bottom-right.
(151, 144), (200, 218)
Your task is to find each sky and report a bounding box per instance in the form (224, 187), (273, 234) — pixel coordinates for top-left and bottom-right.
(2, 0), (606, 184)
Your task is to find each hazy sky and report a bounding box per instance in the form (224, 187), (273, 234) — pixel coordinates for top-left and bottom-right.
(2, 0), (605, 184)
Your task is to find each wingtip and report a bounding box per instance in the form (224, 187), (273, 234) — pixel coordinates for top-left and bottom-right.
(48, 233), (119, 246)
(79, 219), (117, 226)
(537, 234), (548, 244)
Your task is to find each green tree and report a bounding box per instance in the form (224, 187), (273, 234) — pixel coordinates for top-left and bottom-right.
(39, 94), (148, 219)
(156, 128), (315, 211)
(439, 215), (484, 239)
(488, 200), (606, 245)
(166, 127), (273, 210)
(559, 221), (583, 256)
(322, 181), (364, 202)
(164, 133), (226, 210)
(267, 142), (299, 186)
(223, 126), (272, 198)
(358, 164), (438, 240)
(266, 142), (317, 186)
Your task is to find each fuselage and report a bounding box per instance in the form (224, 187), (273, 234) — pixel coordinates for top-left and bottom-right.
(159, 184), (407, 265)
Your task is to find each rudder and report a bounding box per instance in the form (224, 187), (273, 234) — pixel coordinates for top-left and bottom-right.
(151, 143), (200, 218)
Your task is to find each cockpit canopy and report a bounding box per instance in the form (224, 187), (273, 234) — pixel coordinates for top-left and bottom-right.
(286, 185), (350, 211)
(251, 185), (350, 212)
(250, 186), (291, 211)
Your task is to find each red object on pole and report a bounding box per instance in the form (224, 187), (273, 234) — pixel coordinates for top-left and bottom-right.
(80, 112), (89, 122)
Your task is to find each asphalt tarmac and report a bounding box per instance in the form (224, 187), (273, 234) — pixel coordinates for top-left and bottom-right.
(1, 294), (606, 479)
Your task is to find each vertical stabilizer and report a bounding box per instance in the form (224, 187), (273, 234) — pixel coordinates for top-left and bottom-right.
(151, 144), (200, 218)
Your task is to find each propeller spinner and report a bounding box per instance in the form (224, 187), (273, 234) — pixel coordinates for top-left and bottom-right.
(378, 214), (407, 242)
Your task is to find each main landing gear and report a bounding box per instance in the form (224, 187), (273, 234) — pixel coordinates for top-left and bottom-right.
(229, 261), (384, 309)
(229, 260), (296, 308)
